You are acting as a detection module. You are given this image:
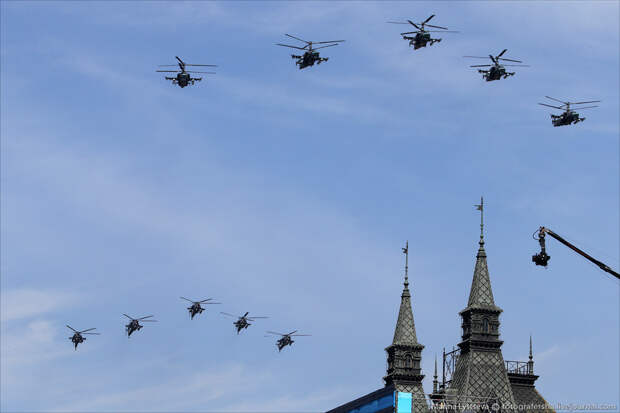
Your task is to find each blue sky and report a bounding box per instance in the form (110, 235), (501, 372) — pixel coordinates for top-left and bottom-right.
(1, 1), (618, 412)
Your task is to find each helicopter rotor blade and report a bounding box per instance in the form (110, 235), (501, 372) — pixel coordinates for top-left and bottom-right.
(502, 64), (530, 67)
(425, 24), (449, 30)
(291, 334), (311, 336)
(276, 43), (307, 51)
(156, 70), (180, 73)
(538, 103), (564, 109)
(199, 298), (214, 303)
(82, 332), (101, 335)
(313, 44), (339, 50)
(386, 21), (410, 25)
(288, 330), (298, 335)
(220, 312), (235, 317)
(407, 20), (422, 30)
(123, 314), (134, 320)
(79, 328), (97, 333)
(285, 33), (310, 44)
(572, 100), (601, 105)
(138, 315), (154, 320)
(140, 320), (158, 322)
(572, 105), (599, 110)
(185, 64), (217, 67)
(423, 14), (435, 24)
(246, 316), (268, 320)
(66, 325), (78, 332)
(544, 96), (568, 104)
(187, 71), (216, 74)
(175, 56), (185, 64)
(470, 65), (492, 67)
(400, 31), (420, 35)
(499, 58), (523, 63)
(313, 40), (345, 44)
(158, 65), (179, 67)
(463, 56), (490, 59)
(266, 331), (286, 336)
(204, 302), (221, 304)
(426, 30), (459, 33)
(497, 49), (507, 58)
(180, 297), (194, 303)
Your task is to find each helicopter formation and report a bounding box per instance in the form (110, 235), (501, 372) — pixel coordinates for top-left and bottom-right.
(67, 299), (309, 351)
(155, 16), (600, 127)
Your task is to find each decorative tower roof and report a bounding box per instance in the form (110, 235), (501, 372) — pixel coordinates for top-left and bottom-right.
(448, 198), (516, 408)
(392, 242), (419, 345)
(384, 241), (429, 412)
(465, 197), (502, 312)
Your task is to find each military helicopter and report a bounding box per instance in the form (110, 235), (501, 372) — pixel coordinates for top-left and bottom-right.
(387, 15), (458, 50)
(66, 325), (99, 350)
(220, 312), (268, 334)
(123, 314), (157, 337)
(265, 330), (311, 352)
(465, 49), (529, 81)
(538, 96), (600, 127)
(276, 34), (345, 69)
(180, 297), (221, 319)
(157, 56), (216, 88)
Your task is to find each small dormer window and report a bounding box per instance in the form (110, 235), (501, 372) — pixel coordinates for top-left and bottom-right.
(483, 318), (489, 333)
(405, 354), (413, 368)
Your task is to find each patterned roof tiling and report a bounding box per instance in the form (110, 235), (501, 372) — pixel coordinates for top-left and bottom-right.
(466, 244), (502, 311)
(392, 285), (419, 345)
(510, 383), (556, 413)
(448, 351), (516, 407)
(396, 383), (431, 413)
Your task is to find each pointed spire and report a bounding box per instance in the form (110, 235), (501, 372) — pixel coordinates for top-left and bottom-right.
(402, 240), (409, 288)
(433, 354), (439, 393)
(528, 334), (535, 374)
(466, 197), (499, 309)
(474, 196), (485, 250)
(391, 241), (418, 345)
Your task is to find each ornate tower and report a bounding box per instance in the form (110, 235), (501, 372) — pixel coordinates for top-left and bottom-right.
(384, 241), (430, 412)
(448, 198), (516, 408)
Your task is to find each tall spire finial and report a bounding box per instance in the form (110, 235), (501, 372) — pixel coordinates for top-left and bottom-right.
(433, 354), (439, 393)
(474, 196), (484, 246)
(528, 334), (534, 374)
(402, 241), (409, 288)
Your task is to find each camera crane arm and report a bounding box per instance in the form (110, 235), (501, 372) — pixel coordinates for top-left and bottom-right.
(533, 226), (619, 279)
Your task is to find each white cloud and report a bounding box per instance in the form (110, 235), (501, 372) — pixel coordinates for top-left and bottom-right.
(50, 364), (268, 412)
(1, 289), (79, 322)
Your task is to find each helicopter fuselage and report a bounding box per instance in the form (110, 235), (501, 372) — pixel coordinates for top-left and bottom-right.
(188, 303), (204, 319)
(404, 32), (440, 50)
(293, 51), (326, 69)
(480, 64), (514, 81)
(70, 333), (84, 350)
(276, 336), (294, 351)
(234, 318), (250, 333)
(551, 110), (583, 127)
(126, 320), (143, 337)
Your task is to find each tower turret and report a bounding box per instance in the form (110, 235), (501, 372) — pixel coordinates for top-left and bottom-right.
(384, 241), (429, 412)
